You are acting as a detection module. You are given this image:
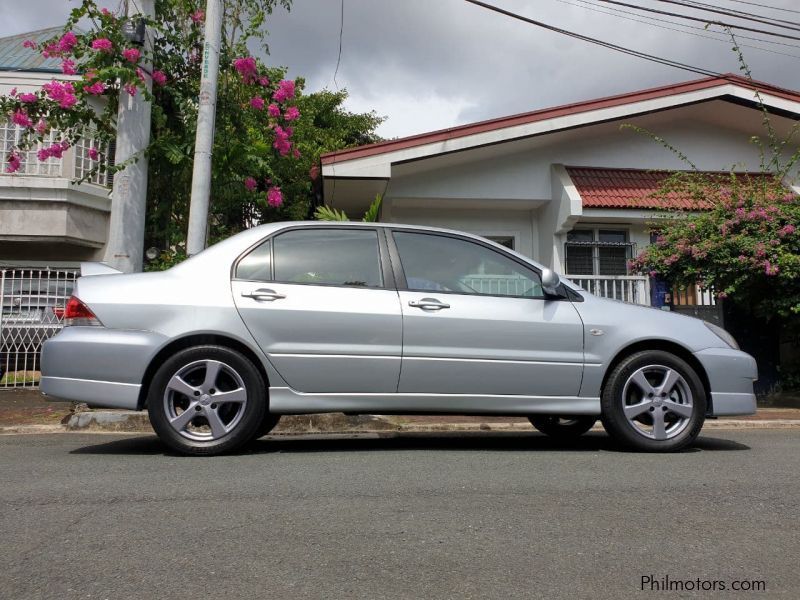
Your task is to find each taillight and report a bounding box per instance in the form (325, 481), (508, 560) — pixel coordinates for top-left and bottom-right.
(64, 295), (103, 327)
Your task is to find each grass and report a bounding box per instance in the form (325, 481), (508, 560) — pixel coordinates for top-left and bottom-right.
(0, 370), (41, 385)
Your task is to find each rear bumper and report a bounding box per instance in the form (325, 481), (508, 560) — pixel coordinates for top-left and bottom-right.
(693, 347), (758, 416)
(40, 326), (166, 410)
(40, 376), (141, 410)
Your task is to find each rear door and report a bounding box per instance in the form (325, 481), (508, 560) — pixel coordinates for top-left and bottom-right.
(390, 230), (585, 397)
(232, 226), (402, 393)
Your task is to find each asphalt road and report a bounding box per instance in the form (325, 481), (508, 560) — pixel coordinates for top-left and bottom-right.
(1, 430), (798, 600)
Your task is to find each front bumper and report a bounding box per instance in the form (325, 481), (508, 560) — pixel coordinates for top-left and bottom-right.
(693, 347), (758, 416)
(40, 326), (167, 410)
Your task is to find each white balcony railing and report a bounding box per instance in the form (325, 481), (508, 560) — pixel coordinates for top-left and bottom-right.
(567, 274), (651, 305)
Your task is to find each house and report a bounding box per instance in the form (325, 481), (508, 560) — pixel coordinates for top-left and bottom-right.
(319, 74), (800, 306)
(0, 27), (112, 268)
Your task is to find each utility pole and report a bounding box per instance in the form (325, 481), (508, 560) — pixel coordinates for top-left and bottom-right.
(186, 0), (224, 256)
(103, 0), (154, 273)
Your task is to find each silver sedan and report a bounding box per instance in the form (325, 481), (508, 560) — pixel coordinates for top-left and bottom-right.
(40, 222), (757, 455)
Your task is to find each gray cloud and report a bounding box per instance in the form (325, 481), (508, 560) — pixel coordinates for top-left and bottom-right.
(7, 0), (800, 137)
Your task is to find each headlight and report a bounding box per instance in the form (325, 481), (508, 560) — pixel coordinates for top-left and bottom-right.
(704, 321), (739, 350)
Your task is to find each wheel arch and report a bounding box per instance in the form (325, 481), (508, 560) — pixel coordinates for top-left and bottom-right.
(600, 340), (712, 414)
(136, 333), (271, 410)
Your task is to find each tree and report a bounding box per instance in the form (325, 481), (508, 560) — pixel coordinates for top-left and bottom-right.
(1, 0), (383, 264)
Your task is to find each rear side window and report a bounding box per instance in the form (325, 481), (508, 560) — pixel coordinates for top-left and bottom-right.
(272, 229), (383, 288)
(236, 239), (272, 281)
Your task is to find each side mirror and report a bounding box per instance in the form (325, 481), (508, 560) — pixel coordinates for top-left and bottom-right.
(541, 268), (561, 295)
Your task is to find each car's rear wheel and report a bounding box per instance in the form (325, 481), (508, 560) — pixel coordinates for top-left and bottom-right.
(601, 350), (706, 452)
(529, 415), (597, 438)
(147, 345), (266, 455)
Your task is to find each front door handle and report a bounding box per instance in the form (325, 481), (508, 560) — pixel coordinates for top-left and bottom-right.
(408, 298), (450, 310)
(241, 288), (286, 301)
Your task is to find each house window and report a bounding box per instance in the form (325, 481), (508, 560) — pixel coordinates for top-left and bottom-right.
(565, 228), (633, 275)
(485, 236), (514, 250)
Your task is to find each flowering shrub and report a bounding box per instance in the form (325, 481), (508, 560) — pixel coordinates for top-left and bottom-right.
(1, 0), (301, 197)
(630, 173), (800, 318)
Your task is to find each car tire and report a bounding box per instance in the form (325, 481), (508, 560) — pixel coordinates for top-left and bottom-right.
(529, 416), (597, 438)
(601, 350), (706, 452)
(147, 345), (266, 456)
(255, 413), (281, 439)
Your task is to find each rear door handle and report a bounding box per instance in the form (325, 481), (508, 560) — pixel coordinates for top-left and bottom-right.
(408, 298), (450, 310)
(241, 288), (286, 301)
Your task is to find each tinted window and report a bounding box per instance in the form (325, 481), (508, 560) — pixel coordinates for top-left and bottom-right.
(273, 229), (383, 288)
(236, 239), (272, 281)
(393, 232), (543, 298)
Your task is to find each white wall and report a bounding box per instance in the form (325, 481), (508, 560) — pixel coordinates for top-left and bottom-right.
(385, 202), (539, 260)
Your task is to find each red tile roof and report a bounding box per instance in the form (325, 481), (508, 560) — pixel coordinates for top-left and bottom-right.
(567, 167), (777, 210)
(321, 74), (800, 166)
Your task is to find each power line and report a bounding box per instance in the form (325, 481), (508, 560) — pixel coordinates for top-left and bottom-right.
(723, 0), (800, 17)
(552, 0), (800, 59)
(463, 0), (721, 77)
(333, 0), (344, 90)
(651, 0), (800, 31)
(576, 0), (800, 50)
(596, 0), (800, 41)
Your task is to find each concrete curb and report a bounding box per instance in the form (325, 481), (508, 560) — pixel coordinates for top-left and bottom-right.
(2, 411), (799, 435)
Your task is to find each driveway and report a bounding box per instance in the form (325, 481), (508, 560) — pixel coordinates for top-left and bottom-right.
(1, 430), (798, 599)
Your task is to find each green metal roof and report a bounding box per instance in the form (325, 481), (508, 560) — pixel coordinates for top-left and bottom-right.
(0, 27), (77, 73)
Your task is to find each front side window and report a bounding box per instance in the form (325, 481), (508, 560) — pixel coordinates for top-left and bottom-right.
(393, 232), (543, 298)
(272, 228), (383, 288)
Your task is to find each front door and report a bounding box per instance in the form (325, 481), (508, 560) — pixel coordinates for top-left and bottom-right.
(232, 227), (402, 393)
(390, 230), (585, 397)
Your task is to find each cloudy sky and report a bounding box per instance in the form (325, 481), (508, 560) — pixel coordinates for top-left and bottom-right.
(5, 0), (800, 138)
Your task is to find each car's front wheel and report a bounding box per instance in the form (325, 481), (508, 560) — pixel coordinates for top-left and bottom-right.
(147, 345), (266, 455)
(529, 416), (597, 438)
(601, 350), (706, 452)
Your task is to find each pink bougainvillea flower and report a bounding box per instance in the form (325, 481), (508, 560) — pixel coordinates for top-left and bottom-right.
(41, 42), (62, 58)
(151, 70), (167, 86)
(123, 83), (138, 97)
(83, 81), (106, 95)
(122, 48), (141, 63)
(101, 8), (111, 16)
(284, 106), (300, 121)
(91, 38), (113, 53)
(18, 92), (37, 103)
(292, 147), (301, 159)
(272, 125), (292, 156)
(34, 119), (48, 134)
(267, 103), (280, 118)
(11, 109), (33, 128)
(272, 79), (296, 103)
(59, 32), (78, 53)
(191, 9), (205, 23)
(6, 152), (22, 173)
(249, 97), (265, 110)
(61, 59), (77, 75)
(764, 260), (779, 276)
(22, 40), (37, 50)
(266, 186), (283, 207)
(88, 147), (99, 161)
(232, 57), (258, 83)
(717, 291), (728, 299)
(43, 81), (77, 109)
(244, 176), (257, 191)
(778, 224), (796, 237)
(37, 148), (50, 162)
(259, 76), (270, 87)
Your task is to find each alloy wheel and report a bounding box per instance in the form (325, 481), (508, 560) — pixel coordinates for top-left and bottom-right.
(163, 359), (248, 441)
(621, 364), (694, 441)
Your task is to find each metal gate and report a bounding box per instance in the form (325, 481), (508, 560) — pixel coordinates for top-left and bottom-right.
(669, 284), (724, 327)
(0, 268), (78, 388)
